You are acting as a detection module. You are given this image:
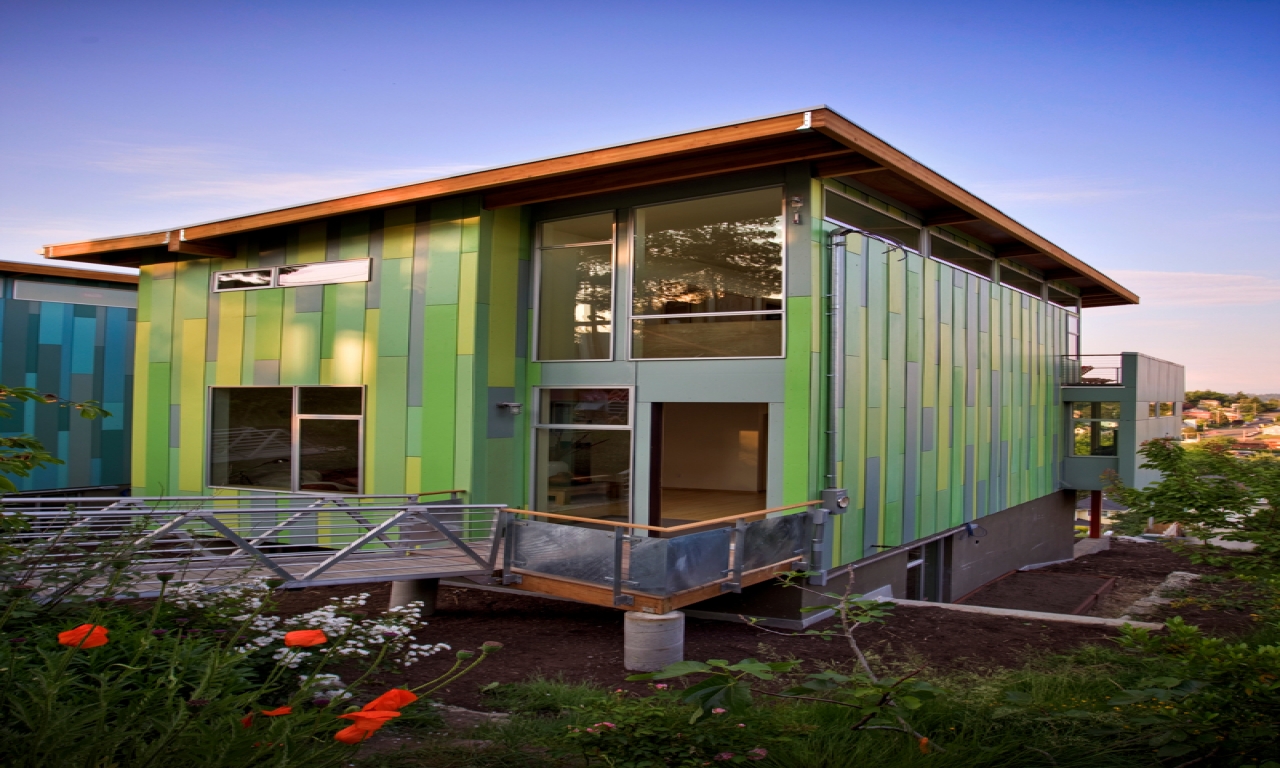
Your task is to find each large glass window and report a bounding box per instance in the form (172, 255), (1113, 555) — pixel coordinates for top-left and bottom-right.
(535, 212), (614, 361)
(824, 189), (921, 251)
(1071, 402), (1120, 456)
(632, 188), (784, 359)
(929, 233), (993, 279)
(209, 386), (364, 492)
(534, 388), (631, 521)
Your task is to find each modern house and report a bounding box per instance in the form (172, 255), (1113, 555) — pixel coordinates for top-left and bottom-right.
(40, 107), (1183, 620)
(0, 259), (137, 492)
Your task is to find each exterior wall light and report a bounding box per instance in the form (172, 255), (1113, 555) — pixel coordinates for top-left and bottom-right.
(790, 196), (804, 224)
(497, 402), (523, 415)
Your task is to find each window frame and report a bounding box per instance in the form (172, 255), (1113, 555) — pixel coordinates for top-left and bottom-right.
(205, 385), (366, 494)
(824, 186), (923, 253)
(528, 385), (635, 521)
(531, 211), (618, 363)
(1069, 401), (1121, 457)
(211, 259), (372, 293)
(626, 186), (788, 361)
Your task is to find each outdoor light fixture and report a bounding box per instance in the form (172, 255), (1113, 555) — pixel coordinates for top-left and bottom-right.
(497, 402), (523, 415)
(790, 196), (803, 224)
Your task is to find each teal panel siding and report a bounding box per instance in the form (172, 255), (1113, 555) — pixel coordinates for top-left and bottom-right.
(0, 274), (136, 490)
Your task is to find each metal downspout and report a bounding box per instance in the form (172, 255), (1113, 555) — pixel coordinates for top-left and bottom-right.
(826, 228), (854, 490)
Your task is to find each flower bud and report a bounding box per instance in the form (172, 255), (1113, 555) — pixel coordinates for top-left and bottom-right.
(264, 578), (285, 589)
(456, 650), (475, 660)
(481, 641), (503, 653)
(155, 572), (175, 582)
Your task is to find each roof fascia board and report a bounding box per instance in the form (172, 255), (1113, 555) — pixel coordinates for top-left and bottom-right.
(0, 260), (140, 284)
(808, 110), (1138, 305)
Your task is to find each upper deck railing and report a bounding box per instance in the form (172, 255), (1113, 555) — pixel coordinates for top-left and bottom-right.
(1061, 354), (1124, 386)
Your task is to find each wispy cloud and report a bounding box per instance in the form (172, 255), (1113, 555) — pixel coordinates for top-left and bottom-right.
(975, 177), (1143, 204)
(1109, 269), (1280, 306)
(87, 143), (483, 209)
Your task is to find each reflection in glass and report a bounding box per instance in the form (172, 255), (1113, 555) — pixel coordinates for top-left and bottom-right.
(540, 212), (613, 247)
(540, 388), (630, 426)
(298, 419), (361, 492)
(215, 270), (274, 291)
(535, 428), (630, 520)
(537, 244), (612, 360)
(633, 189), (783, 317)
(277, 259), (370, 287)
(1159, 402), (1175, 417)
(209, 388), (295, 489)
(632, 314), (782, 359)
(1071, 402), (1121, 419)
(1073, 420), (1119, 456)
(299, 387), (363, 415)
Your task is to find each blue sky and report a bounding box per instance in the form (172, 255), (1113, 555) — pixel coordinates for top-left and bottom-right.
(1, 0), (1277, 391)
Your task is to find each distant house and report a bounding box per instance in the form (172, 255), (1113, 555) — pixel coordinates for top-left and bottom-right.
(0, 260), (137, 491)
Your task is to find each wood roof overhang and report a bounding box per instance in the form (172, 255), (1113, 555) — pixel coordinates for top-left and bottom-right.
(0, 259), (138, 284)
(42, 107), (1135, 307)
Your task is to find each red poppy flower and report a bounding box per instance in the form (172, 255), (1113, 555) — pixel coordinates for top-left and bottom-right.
(334, 710), (400, 743)
(241, 714), (255, 729)
(57, 624), (109, 649)
(362, 689), (417, 712)
(261, 706), (292, 716)
(283, 630), (327, 648)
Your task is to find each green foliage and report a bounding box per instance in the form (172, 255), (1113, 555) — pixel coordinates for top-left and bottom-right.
(630, 659), (799, 721)
(0, 384), (110, 492)
(1108, 438), (1280, 572)
(561, 687), (782, 767)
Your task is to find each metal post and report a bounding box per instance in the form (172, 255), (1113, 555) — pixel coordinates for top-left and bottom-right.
(722, 519), (746, 593)
(1089, 490), (1103, 539)
(389, 578), (439, 615)
(612, 527), (634, 607)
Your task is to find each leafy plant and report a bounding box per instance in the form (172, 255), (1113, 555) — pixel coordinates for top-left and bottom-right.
(0, 384), (109, 492)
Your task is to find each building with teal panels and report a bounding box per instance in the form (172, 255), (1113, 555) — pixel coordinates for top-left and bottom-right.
(43, 107), (1181, 619)
(0, 260), (138, 492)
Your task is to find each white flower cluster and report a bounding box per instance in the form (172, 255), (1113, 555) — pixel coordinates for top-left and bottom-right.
(300, 672), (353, 701)
(176, 583), (447, 671)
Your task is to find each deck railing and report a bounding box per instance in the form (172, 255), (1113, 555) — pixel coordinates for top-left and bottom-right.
(0, 491), (503, 594)
(1061, 354), (1125, 386)
(498, 502), (828, 606)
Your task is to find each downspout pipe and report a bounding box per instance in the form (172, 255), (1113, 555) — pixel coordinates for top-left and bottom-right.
(825, 227), (854, 491)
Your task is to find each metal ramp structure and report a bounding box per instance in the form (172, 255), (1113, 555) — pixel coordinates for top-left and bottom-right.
(3, 491), (831, 611)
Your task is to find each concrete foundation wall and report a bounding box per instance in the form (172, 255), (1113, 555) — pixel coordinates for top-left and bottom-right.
(686, 489), (1076, 624)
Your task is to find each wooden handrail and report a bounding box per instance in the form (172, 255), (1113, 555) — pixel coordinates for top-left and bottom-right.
(501, 500), (822, 533)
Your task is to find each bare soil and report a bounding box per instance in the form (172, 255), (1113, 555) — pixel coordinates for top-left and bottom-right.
(271, 539), (1249, 710)
(958, 571), (1110, 614)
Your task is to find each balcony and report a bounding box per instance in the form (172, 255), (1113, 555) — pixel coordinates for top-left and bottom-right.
(1062, 354), (1124, 386)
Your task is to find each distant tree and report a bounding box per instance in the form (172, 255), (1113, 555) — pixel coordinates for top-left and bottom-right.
(1108, 438), (1280, 572)
(1185, 389), (1231, 403)
(0, 385), (109, 492)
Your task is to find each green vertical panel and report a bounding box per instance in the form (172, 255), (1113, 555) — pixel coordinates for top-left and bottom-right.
(420, 304), (458, 492)
(487, 207), (520, 387)
(372, 355), (408, 493)
(254, 290), (284, 361)
(406, 406), (422, 456)
(178, 318), (207, 492)
(339, 216), (370, 260)
(148, 278), (174, 363)
(241, 316), (257, 385)
(215, 291), (245, 385)
(453, 353), (474, 493)
(280, 296), (321, 384)
(782, 296), (812, 503)
(377, 244), (414, 358)
(331, 283), (366, 384)
(145, 362), (170, 495)
(320, 283), (338, 362)
(426, 200), (462, 306)
(298, 222), (327, 264)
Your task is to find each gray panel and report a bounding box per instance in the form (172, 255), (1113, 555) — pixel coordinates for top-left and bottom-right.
(169, 404), (181, 448)
(325, 220), (341, 262)
(516, 259), (530, 359)
(742, 513), (808, 571)
(784, 164), (810, 297)
(539, 361), (637, 387)
(2, 300), (29, 388)
(407, 217), (430, 408)
(512, 520), (616, 586)
(903, 361), (920, 541)
(963, 445), (975, 521)
(486, 387), (516, 439)
(10, 280), (137, 309)
(860, 231), (870, 307)
(922, 407), (935, 452)
(295, 285), (323, 313)
(636, 359), (785, 402)
(94, 306), (107, 347)
(977, 479), (987, 520)
(664, 528), (732, 592)
(864, 456), (881, 552)
(366, 217), (383, 309)
(253, 359), (280, 386)
(767, 403), (785, 509)
(1000, 440), (1010, 511)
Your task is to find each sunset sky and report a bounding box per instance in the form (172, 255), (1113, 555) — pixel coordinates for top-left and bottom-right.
(2, 0), (1276, 391)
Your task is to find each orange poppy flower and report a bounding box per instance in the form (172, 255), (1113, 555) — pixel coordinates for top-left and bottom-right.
(362, 689), (417, 712)
(58, 624), (109, 649)
(283, 630), (327, 647)
(241, 714), (255, 729)
(334, 710), (400, 743)
(261, 706), (292, 716)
